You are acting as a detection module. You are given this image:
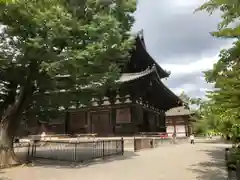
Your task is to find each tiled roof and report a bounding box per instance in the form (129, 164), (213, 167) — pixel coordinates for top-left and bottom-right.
(165, 106), (194, 116)
(116, 65), (157, 83)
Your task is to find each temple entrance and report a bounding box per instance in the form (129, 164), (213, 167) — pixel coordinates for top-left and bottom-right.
(90, 111), (112, 136)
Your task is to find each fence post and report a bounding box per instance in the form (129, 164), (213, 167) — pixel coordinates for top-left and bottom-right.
(102, 141), (105, 158)
(225, 148), (230, 161)
(121, 137), (124, 155)
(31, 140), (37, 160)
(150, 139), (153, 148)
(74, 142), (77, 162)
(27, 143), (30, 162)
(134, 137), (136, 152)
(236, 160), (240, 180)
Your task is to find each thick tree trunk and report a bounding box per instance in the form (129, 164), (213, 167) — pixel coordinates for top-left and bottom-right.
(0, 86), (33, 167)
(0, 124), (19, 167)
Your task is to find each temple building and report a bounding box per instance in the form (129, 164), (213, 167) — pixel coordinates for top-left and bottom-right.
(165, 106), (195, 137)
(22, 33), (183, 136)
(65, 34), (183, 136)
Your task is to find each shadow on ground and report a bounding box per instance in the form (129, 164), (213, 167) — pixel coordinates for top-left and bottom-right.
(26, 150), (138, 169)
(188, 147), (227, 180)
(196, 140), (231, 144)
(0, 170), (11, 180)
(0, 177), (11, 180)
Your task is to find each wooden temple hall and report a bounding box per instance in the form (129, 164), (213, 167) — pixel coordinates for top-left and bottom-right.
(24, 33), (183, 136)
(63, 33), (183, 136)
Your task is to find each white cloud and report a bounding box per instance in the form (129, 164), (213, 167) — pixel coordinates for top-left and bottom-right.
(171, 83), (197, 94)
(161, 41), (233, 98)
(162, 55), (218, 76)
(134, 0), (234, 98)
(161, 40), (233, 76)
(170, 0), (204, 9)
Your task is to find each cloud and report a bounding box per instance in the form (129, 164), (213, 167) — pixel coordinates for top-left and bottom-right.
(161, 41), (232, 98)
(134, 0), (233, 98)
(163, 70), (214, 98)
(133, 0), (232, 64)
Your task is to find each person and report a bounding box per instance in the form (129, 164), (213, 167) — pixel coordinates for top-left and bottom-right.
(172, 132), (176, 144)
(190, 134), (195, 144)
(209, 133), (212, 139)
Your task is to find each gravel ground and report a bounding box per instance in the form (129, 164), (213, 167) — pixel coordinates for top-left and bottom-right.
(2, 141), (229, 180)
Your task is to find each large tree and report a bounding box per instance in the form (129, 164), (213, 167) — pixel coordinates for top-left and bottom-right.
(0, 0), (136, 165)
(196, 0), (240, 139)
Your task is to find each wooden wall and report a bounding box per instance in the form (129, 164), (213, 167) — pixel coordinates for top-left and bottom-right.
(68, 111), (87, 134)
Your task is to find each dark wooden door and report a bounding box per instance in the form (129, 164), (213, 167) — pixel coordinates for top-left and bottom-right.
(90, 111), (112, 136)
(69, 111), (86, 134)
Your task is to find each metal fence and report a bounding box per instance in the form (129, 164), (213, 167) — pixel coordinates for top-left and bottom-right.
(133, 137), (188, 151)
(0, 138), (124, 168)
(31, 139), (124, 162)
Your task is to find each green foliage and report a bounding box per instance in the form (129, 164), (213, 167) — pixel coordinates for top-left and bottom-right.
(0, 0), (136, 122)
(203, 44), (240, 139)
(192, 119), (208, 135)
(178, 92), (206, 134)
(196, 0), (240, 141)
(0, 0), (15, 4)
(196, 0), (240, 38)
(179, 91), (202, 106)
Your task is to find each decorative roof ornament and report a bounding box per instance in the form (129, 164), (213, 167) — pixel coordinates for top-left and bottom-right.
(103, 96), (109, 100)
(102, 96), (111, 106)
(91, 98), (99, 106)
(79, 104), (86, 108)
(69, 105), (76, 109)
(125, 94), (130, 98)
(116, 94), (121, 99)
(58, 106), (65, 111)
(115, 99), (121, 104)
(124, 97), (132, 103)
(92, 101), (98, 106)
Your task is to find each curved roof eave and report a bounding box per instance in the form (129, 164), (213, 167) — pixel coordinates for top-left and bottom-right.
(154, 71), (183, 108)
(116, 65), (157, 83)
(116, 65), (183, 108)
(136, 33), (169, 78)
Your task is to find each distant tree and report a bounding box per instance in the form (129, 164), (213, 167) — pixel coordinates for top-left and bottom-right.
(179, 91), (202, 106)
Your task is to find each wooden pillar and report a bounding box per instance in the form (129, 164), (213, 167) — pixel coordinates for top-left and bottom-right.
(185, 119), (188, 136)
(65, 111), (69, 134)
(111, 108), (116, 135)
(173, 117), (176, 134)
(87, 110), (91, 133)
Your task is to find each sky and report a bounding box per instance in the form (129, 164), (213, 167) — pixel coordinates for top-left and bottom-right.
(132, 0), (233, 99)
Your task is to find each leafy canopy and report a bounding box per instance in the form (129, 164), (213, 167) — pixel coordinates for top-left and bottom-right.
(196, 0), (240, 139)
(0, 0), (136, 117)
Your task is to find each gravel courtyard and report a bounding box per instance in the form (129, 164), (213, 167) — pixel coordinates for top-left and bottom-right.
(1, 141), (229, 180)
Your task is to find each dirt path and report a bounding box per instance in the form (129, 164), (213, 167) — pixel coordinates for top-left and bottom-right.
(1, 142), (229, 180)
